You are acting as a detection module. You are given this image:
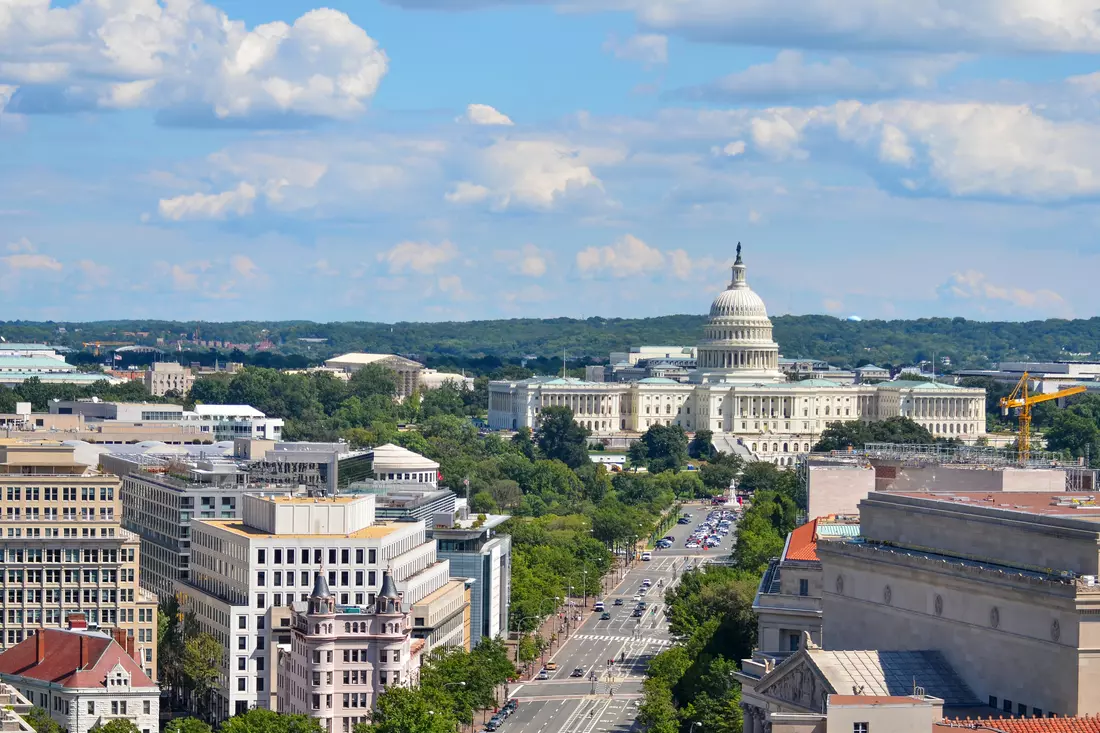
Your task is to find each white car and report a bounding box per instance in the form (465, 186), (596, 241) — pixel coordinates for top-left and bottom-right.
(641, 551), (652, 561)
(642, 579), (652, 587)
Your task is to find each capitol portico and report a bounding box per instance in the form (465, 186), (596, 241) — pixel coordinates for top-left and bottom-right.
(487, 246), (986, 462)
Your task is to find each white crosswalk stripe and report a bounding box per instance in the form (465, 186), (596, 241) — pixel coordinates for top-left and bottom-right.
(572, 633), (672, 647)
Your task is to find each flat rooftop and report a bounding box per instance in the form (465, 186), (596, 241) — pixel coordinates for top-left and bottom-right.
(268, 495), (361, 504)
(198, 519), (406, 540)
(890, 491), (1100, 519)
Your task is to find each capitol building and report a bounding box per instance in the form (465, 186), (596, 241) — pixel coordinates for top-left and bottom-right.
(487, 247), (986, 463)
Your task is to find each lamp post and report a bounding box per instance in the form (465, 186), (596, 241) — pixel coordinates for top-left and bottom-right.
(690, 722), (703, 733)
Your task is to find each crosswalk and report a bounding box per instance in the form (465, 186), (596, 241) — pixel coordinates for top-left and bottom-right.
(573, 633), (673, 647)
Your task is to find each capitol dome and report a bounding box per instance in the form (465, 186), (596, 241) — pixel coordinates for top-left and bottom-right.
(694, 244), (784, 383)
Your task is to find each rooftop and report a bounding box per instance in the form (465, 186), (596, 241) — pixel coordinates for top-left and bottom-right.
(371, 443), (440, 470)
(890, 491), (1100, 519)
(0, 629), (155, 689)
(326, 353), (421, 367)
(877, 380), (967, 390)
(829, 695), (937, 706)
(782, 517), (862, 563)
(199, 518), (406, 540)
(809, 649), (978, 706)
(935, 717), (1100, 732)
(0, 356), (70, 369)
(191, 404), (266, 418)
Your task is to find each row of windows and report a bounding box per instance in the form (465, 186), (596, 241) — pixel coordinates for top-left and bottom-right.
(257, 548), (379, 566)
(988, 696), (1057, 719)
(0, 548), (132, 564)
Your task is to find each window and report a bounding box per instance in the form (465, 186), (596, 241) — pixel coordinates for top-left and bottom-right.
(356, 549), (364, 564)
(329, 549), (337, 565)
(341, 549), (349, 564)
(799, 579), (809, 596)
(1018, 703), (1027, 716)
(238, 678), (247, 691)
(368, 549), (376, 565)
(257, 549), (266, 564)
(238, 637), (247, 650)
(1003, 700), (1012, 713)
(88, 702), (94, 715)
(853, 724), (868, 733)
(989, 697), (997, 709)
(256, 593), (266, 608)
(789, 634), (799, 652)
(143, 701), (151, 714)
(238, 657), (247, 670)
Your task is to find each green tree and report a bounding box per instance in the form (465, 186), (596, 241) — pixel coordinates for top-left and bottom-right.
(1045, 409), (1100, 462)
(470, 490), (498, 513)
(640, 424), (689, 473)
(699, 453), (743, 493)
(488, 479), (523, 511)
(165, 719), (212, 733)
(219, 709), (325, 733)
(24, 707), (63, 733)
(535, 406), (590, 469)
(688, 429), (715, 460)
(355, 687), (456, 733)
(93, 721), (140, 733)
(182, 632), (222, 719)
(637, 679), (680, 733)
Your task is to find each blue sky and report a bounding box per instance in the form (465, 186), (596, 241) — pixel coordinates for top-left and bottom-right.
(3, 1), (1100, 323)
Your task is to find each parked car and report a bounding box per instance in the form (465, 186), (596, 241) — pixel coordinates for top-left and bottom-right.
(677, 517), (691, 524)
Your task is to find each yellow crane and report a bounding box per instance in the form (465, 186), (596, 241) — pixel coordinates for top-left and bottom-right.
(1000, 371), (1087, 462)
(81, 341), (132, 357)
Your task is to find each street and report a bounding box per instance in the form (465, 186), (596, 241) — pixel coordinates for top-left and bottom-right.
(497, 502), (730, 733)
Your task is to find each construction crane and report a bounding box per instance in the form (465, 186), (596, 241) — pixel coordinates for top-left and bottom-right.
(81, 341), (132, 357)
(1000, 371), (1087, 463)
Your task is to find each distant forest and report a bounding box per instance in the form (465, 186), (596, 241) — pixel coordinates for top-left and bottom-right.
(3, 314), (1099, 374)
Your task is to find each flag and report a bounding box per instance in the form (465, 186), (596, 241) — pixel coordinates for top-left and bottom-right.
(113, 354), (122, 361)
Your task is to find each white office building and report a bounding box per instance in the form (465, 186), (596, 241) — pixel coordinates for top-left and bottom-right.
(177, 493), (454, 721)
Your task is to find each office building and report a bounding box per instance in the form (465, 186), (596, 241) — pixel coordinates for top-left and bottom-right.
(0, 626), (159, 733)
(433, 512), (511, 647)
(323, 354), (424, 399)
(143, 362), (194, 397)
(49, 400), (283, 441)
(0, 444), (158, 679)
(817, 490), (1100, 718)
(177, 493), (458, 720)
(278, 573), (425, 732)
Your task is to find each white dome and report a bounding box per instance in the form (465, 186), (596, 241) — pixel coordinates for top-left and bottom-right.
(710, 284), (769, 320)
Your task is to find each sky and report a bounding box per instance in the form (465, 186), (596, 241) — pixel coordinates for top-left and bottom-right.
(3, 1), (1100, 323)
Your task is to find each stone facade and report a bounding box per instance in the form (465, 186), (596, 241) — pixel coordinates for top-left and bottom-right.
(817, 491), (1100, 718)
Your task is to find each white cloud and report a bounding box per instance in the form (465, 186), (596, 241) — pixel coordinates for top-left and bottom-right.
(494, 244), (548, 277)
(576, 234), (668, 278)
(230, 255), (260, 279)
(603, 33), (668, 66)
(75, 260), (112, 288)
(437, 274), (473, 300)
(5, 237), (36, 253)
(455, 138), (623, 210)
(462, 104), (514, 126)
(445, 181), (491, 204)
(311, 259), (341, 276)
(0, 2), (388, 121)
(679, 50), (958, 102)
(939, 270), (1068, 314)
(712, 140), (746, 157)
(377, 240), (458, 275)
(0, 253), (62, 272)
(158, 183), (258, 221)
(624, 0), (1100, 54)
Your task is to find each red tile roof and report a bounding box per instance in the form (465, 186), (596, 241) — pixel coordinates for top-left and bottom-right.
(784, 519), (819, 562)
(0, 629), (154, 689)
(936, 717), (1100, 732)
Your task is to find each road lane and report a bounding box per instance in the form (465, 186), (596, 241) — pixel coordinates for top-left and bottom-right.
(498, 503), (729, 732)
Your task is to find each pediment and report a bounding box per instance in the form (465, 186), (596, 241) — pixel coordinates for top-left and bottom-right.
(757, 655), (835, 713)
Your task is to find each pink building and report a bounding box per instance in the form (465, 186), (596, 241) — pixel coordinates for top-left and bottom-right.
(279, 572), (424, 732)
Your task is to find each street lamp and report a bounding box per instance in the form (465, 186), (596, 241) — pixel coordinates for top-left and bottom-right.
(690, 722), (702, 733)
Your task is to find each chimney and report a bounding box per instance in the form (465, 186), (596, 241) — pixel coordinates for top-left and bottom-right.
(79, 635), (88, 670)
(67, 612), (87, 630)
(35, 632), (44, 665)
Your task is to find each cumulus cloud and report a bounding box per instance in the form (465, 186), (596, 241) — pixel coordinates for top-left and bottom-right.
(453, 138), (623, 210)
(677, 50), (958, 103)
(494, 244), (549, 277)
(462, 104), (514, 126)
(311, 259), (341, 276)
(939, 270), (1069, 315)
(603, 33), (668, 66)
(5, 237), (36, 253)
(74, 260), (112, 289)
(437, 274), (474, 300)
(158, 183), (258, 221)
(377, 240), (459, 275)
(575, 234), (722, 280)
(0, 2), (388, 122)
(712, 141), (746, 157)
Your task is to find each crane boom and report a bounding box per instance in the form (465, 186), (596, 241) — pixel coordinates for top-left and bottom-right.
(999, 371), (1087, 463)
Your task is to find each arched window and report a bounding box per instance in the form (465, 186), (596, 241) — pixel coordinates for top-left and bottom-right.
(666, 404), (672, 414)
(825, 406), (831, 415)
(345, 623), (351, 632)
(751, 443), (758, 452)
(314, 625), (320, 634)
(773, 443), (779, 452)
(783, 443), (789, 452)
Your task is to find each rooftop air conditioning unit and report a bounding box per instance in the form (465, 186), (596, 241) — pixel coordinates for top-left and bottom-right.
(1083, 575), (1096, 587)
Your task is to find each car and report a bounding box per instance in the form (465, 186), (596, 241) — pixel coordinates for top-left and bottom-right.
(633, 594), (642, 602)
(677, 517), (690, 524)
(594, 601), (605, 612)
(545, 661), (558, 670)
(537, 669), (549, 680)
(600, 611), (612, 620)
(636, 602), (648, 610)
(571, 667), (585, 677)
(504, 699), (518, 713)
(632, 608), (644, 617)
(613, 598), (624, 606)
(641, 551), (652, 561)
(485, 721), (499, 732)
(686, 542), (700, 549)
(642, 579), (652, 587)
